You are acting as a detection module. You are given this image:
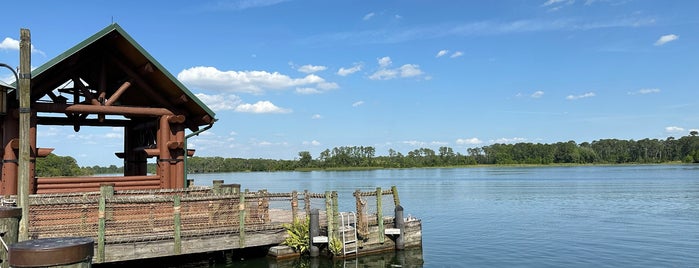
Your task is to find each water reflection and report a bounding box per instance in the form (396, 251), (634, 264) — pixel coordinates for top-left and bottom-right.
(264, 248), (424, 268)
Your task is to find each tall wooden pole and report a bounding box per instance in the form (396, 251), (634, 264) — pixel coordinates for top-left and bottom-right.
(18, 28), (31, 241)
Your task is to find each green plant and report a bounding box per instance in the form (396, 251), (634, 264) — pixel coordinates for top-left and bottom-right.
(328, 236), (343, 256)
(281, 218), (310, 254)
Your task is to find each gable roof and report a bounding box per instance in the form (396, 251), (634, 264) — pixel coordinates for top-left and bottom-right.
(21, 23), (215, 128)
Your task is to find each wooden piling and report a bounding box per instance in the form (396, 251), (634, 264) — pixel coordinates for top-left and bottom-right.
(395, 205), (405, 250)
(303, 190), (310, 218)
(173, 195), (181, 255)
(0, 207), (21, 268)
(17, 28), (31, 242)
(391, 185), (400, 206)
(291, 190), (298, 222)
(376, 187), (384, 244)
(331, 191), (339, 238)
(324, 191), (333, 239)
(239, 189), (247, 248)
(212, 180), (223, 194)
(97, 183), (114, 263)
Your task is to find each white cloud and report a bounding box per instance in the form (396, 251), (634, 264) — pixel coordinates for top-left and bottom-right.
(369, 69), (398, 80)
(566, 92), (596, 100)
(378, 57), (392, 68)
(436, 50), (449, 58)
(297, 64), (327, 74)
(542, 0), (566, 6)
(207, 0), (290, 11)
(450, 51), (464, 58)
(235, 101), (292, 114)
(665, 126), (685, 133)
(492, 137), (527, 144)
(311, 114), (322, 119)
(654, 34), (678, 46)
(456, 138), (483, 145)
(295, 87), (323, 94)
(195, 93), (291, 113)
(337, 63), (362, 76)
(531, 90), (545, 98)
(352, 101), (364, 107)
(399, 64), (423, 77)
(195, 93), (242, 111)
(363, 12), (375, 21)
(369, 57), (425, 80)
(0, 37), (45, 56)
(303, 140), (321, 146)
(628, 88), (660, 95)
(178, 66), (337, 94)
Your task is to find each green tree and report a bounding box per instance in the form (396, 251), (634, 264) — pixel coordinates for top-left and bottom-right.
(298, 151), (312, 167)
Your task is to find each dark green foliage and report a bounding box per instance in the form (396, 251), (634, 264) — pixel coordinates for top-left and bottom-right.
(39, 134), (699, 175)
(35, 153), (87, 177)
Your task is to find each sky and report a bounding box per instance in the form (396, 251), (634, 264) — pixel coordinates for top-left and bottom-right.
(0, 0), (698, 167)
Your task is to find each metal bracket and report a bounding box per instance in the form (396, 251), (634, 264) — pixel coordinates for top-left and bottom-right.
(19, 73), (31, 79)
(19, 108), (30, 113)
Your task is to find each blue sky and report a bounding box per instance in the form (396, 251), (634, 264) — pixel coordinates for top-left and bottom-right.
(0, 0), (698, 166)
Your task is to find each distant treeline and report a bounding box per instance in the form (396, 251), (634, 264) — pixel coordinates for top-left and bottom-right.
(185, 134), (699, 172)
(34, 134), (699, 176)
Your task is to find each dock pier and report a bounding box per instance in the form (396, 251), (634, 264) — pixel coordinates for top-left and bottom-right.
(8, 184), (421, 264)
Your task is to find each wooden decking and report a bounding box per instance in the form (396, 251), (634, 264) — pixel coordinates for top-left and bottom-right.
(17, 185), (418, 263)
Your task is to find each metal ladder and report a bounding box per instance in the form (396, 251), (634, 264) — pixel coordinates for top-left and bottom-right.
(339, 211), (358, 256)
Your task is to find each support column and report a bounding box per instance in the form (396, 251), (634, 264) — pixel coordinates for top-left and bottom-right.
(17, 28), (31, 242)
(157, 116), (171, 188)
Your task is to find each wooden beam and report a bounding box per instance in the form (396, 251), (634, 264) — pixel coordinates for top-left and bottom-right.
(107, 52), (173, 109)
(105, 81), (131, 106)
(34, 103), (173, 117)
(36, 116), (130, 126)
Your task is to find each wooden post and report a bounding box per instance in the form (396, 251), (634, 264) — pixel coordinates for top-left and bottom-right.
(309, 209), (320, 257)
(354, 189), (368, 238)
(324, 191), (333, 240)
(391, 185), (400, 206)
(376, 187), (384, 244)
(304, 190), (310, 218)
(239, 189), (247, 248)
(212, 179), (223, 194)
(173, 195), (181, 255)
(17, 28), (31, 242)
(332, 191), (339, 239)
(291, 190), (298, 222)
(394, 205), (405, 250)
(0, 207), (21, 268)
(97, 183), (114, 262)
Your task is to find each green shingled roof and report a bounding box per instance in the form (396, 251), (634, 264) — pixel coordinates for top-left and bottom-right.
(24, 23), (216, 128)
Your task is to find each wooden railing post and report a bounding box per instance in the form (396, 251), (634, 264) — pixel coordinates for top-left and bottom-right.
(325, 191), (333, 239)
(212, 179), (223, 194)
(376, 187), (384, 244)
(391, 185), (400, 206)
(239, 189), (247, 247)
(291, 190), (298, 222)
(332, 191), (339, 239)
(304, 190), (310, 218)
(98, 183), (114, 262)
(173, 195), (182, 254)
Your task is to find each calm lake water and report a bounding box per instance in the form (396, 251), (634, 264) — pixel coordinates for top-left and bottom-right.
(188, 165), (699, 267)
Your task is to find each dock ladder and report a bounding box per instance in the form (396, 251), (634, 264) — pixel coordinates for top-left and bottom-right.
(339, 212), (358, 256)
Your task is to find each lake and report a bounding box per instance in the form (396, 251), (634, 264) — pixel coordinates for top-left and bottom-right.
(188, 164), (699, 267)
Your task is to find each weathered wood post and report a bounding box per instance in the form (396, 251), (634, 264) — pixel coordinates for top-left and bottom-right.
(0, 207), (21, 268)
(212, 180), (224, 194)
(331, 191), (338, 239)
(238, 189), (247, 248)
(291, 190), (298, 222)
(376, 187), (384, 244)
(391, 185), (400, 206)
(97, 183), (114, 263)
(173, 195), (182, 255)
(303, 190), (310, 218)
(17, 28), (31, 242)
(230, 184), (241, 195)
(324, 191), (333, 240)
(354, 190), (368, 238)
(309, 209), (320, 257)
(8, 237), (93, 268)
(394, 205), (405, 250)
